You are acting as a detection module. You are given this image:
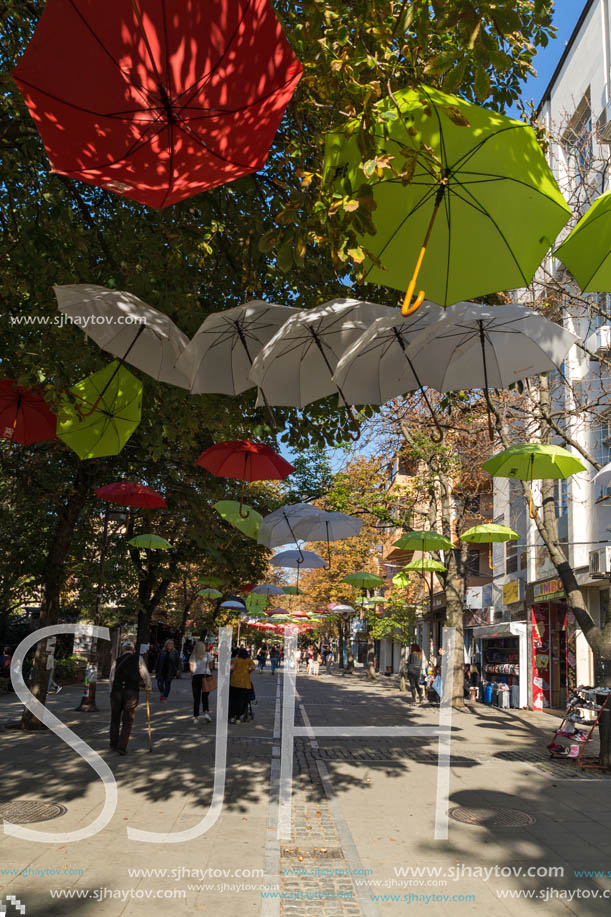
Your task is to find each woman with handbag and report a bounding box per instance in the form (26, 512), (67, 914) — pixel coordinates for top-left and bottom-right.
(189, 639), (215, 724)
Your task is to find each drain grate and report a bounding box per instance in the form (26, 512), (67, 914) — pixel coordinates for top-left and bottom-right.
(0, 800), (67, 824)
(449, 806), (535, 828)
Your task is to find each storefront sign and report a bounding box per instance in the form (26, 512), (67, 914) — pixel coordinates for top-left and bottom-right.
(502, 580), (522, 605)
(432, 593), (445, 609)
(533, 577), (564, 603)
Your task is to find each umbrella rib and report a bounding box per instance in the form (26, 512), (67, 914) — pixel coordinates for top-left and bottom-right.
(13, 78), (157, 123)
(457, 169), (573, 212)
(174, 72), (303, 121)
(60, 119), (169, 175)
(65, 0), (157, 107)
(363, 183), (440, 281)
(449, 123), (529, 175)
(174, 118), (259, 170)
(158, 121), (175, 208)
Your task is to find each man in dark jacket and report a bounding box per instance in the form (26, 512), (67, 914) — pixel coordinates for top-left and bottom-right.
(109, 641), (152, 755)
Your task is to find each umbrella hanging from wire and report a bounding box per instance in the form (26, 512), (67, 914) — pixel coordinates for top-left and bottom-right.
(404, 556), (446, 617)
(554, 189), (611, 292)
(55, 285), (190, 389)
(271, 548), (327, 590)
(392, 530), (452, 552)
(332, 302), (447, 440)
(405, 301), (578, 440)
(175, 300), (299, 425)
(324, 84), (570, 314)
(258, 503), (321, 556)
(249, 299), (393, 438)
(213, 500), (263, 541)
(252, 583), (285, 596)
(0, 379), (57, 445)
(481, 442), (586, 519)
(57, 361), (142, 459)
(95, 481), (166, 508)
(15, 0), (303, 208)
(460, 523), (518, 570)
(196, 440), (294, 516)
(290, 509), (363, 569)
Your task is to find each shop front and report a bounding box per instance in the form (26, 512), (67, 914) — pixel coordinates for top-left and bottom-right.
(531, 576), (575, 712)
(471, 621), (528, 708)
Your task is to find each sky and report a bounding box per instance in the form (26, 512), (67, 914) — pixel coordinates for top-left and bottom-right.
(508, 0), (589, 116)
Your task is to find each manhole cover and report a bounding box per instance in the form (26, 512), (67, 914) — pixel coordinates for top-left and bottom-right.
(0, 800), (67, 824)
(449, 806), (535, 828)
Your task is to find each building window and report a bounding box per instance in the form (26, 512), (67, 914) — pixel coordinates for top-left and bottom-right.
(506, 539), (518, 575)
(553, 477), (569, 520)
(601, 589), (610, 630)
(593, 417), (611, 500)
(562, 91), (593, 193)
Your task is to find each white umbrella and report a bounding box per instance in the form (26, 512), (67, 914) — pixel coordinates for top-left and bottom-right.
(252, 583), (285, 596)
(291, 509), (363, 568)
(248, 298), (393, 413)
(175, 300), (299, 396)
(594, 462), (611, 489)
(327, 603), (355, 615)
(406, 301), (578, 438)
(54, 284), (190, 388)
(220, 599), (246, 610)
(332, 301), (447, 439)
(258, 503), (321, 548)
(270, 549), (327, 569)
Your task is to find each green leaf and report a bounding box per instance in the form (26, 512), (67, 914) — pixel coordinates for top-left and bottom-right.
(424, 51), (459, 76)
(474, 67), (490, 102)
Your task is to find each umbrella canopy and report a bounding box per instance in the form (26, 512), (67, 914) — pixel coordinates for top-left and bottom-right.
(245, 593), (269, 614)
(460, 524), (519, 544)
(267, 607), (291, 616)
(176, 300), (299, 395)
(213, 500), (262, 539)
(292, 510), (363, 544)
(95, 481), (166, 508)
(324, 85), (570, 311)
(290, 610), (309, 618)
(481, 443), (586, 481)
(15, 0), (302, 209)
(406, 302), (577, 393)
(342, 571), (384, 588)
(0, 380), (57, 446)
(252, 584), (285, 596)
(57, 361), (142, 459)
(258, 503), (321, 548)
(220, 599), (246, 610)
(392, 530), (452, 552)
(197, 440), (294, 481)
(249, 298), (393, 409)
(327, 602), (355, 615)
(198, 574), (224, 587)
(198, 587), (222, 599)
(282, 585), (304, 596)
(404, 557), (446, 573)
(332, 302), (446, 405)
(392, 571), (412, 589)
(271, 549), (328, 569)
(594, 462), (611, 489)
(554, 190), (611, 292)
(128, 533), (171, 550)
(55, 285), (189, 388)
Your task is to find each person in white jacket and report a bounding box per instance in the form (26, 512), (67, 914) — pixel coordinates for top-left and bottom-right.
(190, 640), (214, 724)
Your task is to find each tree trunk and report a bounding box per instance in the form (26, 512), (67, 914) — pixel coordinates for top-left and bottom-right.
(366, 636), (376, 681)
(438, 466), (465, 708)
(344, 619), (354, 672)
(21, 462), (96, 730)
(337, 621), (344, 668)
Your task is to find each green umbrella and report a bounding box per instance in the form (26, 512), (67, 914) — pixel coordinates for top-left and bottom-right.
(282, 585), (304, 596)
(246, 592), (269, 615)
(342, 571), (385, 589)
(57, 360), (142, 459)
(404, 558), (446, 573)
(198, 587), (222, 599)
(213, 500), (263, 540)
(392, 571), (412, 589)
(324, 85), (570, 313)
(128, 534), (172, 550)
(460, 523), (518, 571)
(393, 529), (452, 552)
(198, 574), (224, 587)
(554, 189), (611, 292)
(482, 442), (586, 517)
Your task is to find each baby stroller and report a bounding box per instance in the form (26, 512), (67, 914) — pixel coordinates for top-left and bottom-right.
(245, 683), (257, 720)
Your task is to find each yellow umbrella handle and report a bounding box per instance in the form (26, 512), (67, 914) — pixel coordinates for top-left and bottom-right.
(401, 186), (445, 316)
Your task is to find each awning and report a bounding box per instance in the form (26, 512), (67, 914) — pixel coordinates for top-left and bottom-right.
(472, 622), (526, 639)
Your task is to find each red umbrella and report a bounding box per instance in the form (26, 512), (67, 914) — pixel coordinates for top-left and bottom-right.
(0, 380), (57, 445)
(14, 0), (302, 209)
(196, 440), (294, 515)
(95, 481), (166, 509)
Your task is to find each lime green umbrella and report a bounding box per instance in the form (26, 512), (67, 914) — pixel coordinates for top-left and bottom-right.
(393, 530), (452, 552)
(324, 85), (570, 313)
(213, 500), (262, 540)
(460, 523), (518, 570)
(198, 574), (224, 587)
(198, 587), (222, 599)
(554, 190), (611, 292)
(246, 592), (269, 615)
(128, 533), (172, 550)
(342, 571), (385, 589)
(57, 360), (142, 459)
(482, 443), (586, 517)
(404, 558), (446, 573)
(282, 585), (304, 596)
(392, 571), (412, 589)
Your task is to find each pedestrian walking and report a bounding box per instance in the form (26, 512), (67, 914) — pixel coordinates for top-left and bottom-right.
(229, 648), (256, 724)
(270, 646), (280, 674)
(156, 639), (180, 702)
(257, 647), (267, 672)
(47, 657), (62, 694)
(109, 641), (152, 755)
(189, 639), (214, 725)
(406, 643), (426, 704)
(325, 648), (334, 675)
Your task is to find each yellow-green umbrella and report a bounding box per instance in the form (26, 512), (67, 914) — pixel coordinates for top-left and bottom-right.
(460, 523), (518, 570)
(213, 500), (263, 540)
(393, 530), (452, 552)
(128, 534), (171, 550)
